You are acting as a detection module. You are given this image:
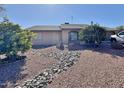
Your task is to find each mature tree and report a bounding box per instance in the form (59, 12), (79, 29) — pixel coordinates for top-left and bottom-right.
(0, 21), (35, 60)
(79, 22), (106, 46)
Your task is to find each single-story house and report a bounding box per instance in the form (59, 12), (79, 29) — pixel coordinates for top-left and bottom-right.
(28, 23), (120, 46)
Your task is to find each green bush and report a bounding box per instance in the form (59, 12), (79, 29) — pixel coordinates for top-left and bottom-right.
(79, 23), (106, 46)
(0, 21), (35, 60)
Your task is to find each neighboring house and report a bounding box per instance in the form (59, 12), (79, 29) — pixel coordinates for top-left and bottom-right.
(28, 23), (119, 46)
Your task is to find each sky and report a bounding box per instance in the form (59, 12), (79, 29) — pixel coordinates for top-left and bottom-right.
(2, 4), (124, 28)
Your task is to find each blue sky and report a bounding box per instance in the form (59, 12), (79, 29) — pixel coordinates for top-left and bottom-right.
(3, 4), (124, 28)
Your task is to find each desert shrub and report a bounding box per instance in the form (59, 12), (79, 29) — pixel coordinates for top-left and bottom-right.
(0, 21), (35, 60)
(79, 23), (106, 46)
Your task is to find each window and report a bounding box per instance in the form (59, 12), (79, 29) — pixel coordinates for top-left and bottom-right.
(119, 31), (124, 35)
(69, 31), (78, 41)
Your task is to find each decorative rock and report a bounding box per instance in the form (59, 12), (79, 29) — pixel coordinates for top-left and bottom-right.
(43, 71), (49, 76)
(57, 69), (62, 74)
(21, 51), (80, 88)
(51, 67), (59, 74)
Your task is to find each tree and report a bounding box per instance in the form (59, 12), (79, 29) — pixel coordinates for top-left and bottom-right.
(0, 21), (35, 60)
(79, 22), (106, 47)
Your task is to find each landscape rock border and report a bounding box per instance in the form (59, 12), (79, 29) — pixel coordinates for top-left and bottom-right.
(19, 51), (80, 88)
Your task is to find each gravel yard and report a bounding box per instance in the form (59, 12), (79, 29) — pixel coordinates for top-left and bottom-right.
(0, 43), (124, 88)
(21, 48), (80, 88)
(48, 44), (124, 88)
(0, 47), (59, 88)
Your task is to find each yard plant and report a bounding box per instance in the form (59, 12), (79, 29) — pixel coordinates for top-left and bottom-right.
(79, 22), (106, 46)
(0, 21), (35, 60)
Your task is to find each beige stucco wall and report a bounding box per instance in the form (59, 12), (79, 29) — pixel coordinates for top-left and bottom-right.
(32, 29), (120, 46)
(32, 29), (81, 45)
(32, 31), (61, 45)
(61, 30), (70, 44)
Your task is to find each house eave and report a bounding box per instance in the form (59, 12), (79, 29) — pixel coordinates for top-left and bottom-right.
(31, 30), (61, 32)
